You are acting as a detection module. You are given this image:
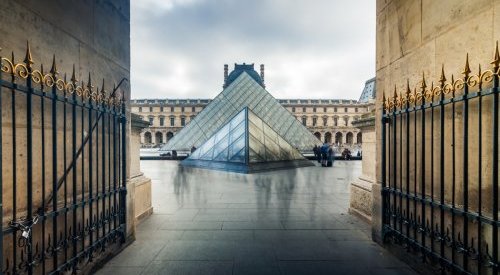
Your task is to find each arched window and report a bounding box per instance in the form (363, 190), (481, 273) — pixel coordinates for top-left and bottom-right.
(314, 132), (321, 140)
(155, 132), (163, 144)
(357, 132), (362, 144)
(144, 132), (152, 144)
(335, 132), (343, 145)
(324, 132), (332, 143)
(167, 132), (174, 141)
(302, 116), (307, 126)
(346, 132), (354, 145)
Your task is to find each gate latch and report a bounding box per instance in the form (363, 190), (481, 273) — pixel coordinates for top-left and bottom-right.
(9, 215), (39, 246)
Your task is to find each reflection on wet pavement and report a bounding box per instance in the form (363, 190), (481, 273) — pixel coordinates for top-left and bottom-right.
(98, 161), (417, 275)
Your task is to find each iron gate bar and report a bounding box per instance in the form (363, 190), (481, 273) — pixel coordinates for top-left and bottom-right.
(0, 52), (3, 273)
(392, 88), (397, 235)
(451, 74), (456, 270)
(72, 84), (78, 272)
(477, 64), (483, 274)
(10, 52), (18, 274)
(462, 57), (470, 272)
(429, 80), (435, 258)
(399, 88), (403, 240)
(413, 86), (417, 250)
(439, 67), (446, 271)
(51, 53), (58, 274)
(492, 48), (499, 274)
(26, 49), (34, 275)
(405, 83), (410, 253)
(420, 75), (426, 262)
(41, 63), (47, 274)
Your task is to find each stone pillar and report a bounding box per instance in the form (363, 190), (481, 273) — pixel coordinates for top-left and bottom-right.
(151, 130), (156, 144)
(349, 114), (375, 222)
(130, 114), (153, 223)
(342, 132), (347, 144)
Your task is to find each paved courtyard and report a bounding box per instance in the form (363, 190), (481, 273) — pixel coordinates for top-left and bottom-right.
(97, 160), (416, 275)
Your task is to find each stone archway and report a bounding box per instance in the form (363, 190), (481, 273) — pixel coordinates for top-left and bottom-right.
(155, 132), (163, 144)
(314, 132), (321, 141)
(357, 132), (362, 144)
(167, 131), (174, 141)
(144, 132), (152, 144)
(346, 132), (354, 145)
(324, 132), (332, 143)
(335, 132), (343, 145)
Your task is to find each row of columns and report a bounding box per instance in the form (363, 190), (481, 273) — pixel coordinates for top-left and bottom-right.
(314, 132), (361, 144)
(140, 131), (175, 144)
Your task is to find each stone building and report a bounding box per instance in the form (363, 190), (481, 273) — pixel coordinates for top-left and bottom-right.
(131, 69), (375, 151)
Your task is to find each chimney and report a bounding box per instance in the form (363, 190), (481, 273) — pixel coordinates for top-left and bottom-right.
(260, 64), (265, 88)
(223, 64), (228, 88)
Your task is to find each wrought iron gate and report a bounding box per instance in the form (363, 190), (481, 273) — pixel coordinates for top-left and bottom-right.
(0, 43), (127, 274)
(381, 43), (500, 274)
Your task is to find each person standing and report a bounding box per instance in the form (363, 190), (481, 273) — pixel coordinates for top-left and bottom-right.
(327, 145), (334, 167)
(313, 145), (320, 163)
(320, 143), (329, 167)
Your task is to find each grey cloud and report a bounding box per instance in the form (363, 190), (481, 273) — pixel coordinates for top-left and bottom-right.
(131, 0), (375, 99)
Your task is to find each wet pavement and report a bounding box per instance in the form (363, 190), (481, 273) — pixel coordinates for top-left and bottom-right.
(96, 160), (417, 275)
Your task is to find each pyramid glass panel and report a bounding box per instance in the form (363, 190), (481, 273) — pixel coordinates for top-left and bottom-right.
(161, 71), (320, 153)
(182, 108), (313, 173)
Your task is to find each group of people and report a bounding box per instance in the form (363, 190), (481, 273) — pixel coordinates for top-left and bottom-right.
(313, 143), (334, 167)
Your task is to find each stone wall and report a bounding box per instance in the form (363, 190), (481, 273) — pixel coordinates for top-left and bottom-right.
(350, 115), (375, 222)
(131, 114), (153, 223)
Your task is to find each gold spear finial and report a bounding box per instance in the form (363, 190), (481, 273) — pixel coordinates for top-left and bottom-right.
(71, 64), (77, 82)
(462, 53), (471, 77)
(393, 85), (398, 108)
(492, 41), (500, 68)
(87, 72), (93, 89)
(439, 64), (446, 85)
(382, 92), (386, 110)
(421, 71), (427, 90)
(24, 41), (33, 66)
(50, 54), (58, 76)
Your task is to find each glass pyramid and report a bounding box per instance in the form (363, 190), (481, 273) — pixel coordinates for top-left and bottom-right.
(182, 107), (313, 173)
(160, 72), (321, 153)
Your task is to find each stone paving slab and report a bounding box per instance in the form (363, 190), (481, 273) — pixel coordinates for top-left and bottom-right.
(96, 160), (418, 275)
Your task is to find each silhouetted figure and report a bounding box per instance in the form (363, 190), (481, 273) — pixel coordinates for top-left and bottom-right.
(327, 146), (333, 167)
(341, 148), (351, 160)
(320, 143), (329, 167)
(313, 145), (320, 163)
(191, 146), (197, 153)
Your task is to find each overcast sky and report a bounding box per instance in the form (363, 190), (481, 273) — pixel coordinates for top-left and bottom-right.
(131, 0), (375, 100)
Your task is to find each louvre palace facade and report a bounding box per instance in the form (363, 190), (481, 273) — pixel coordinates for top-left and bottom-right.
(131, 66), (375, 151)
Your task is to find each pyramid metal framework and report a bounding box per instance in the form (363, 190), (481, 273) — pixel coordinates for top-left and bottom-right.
(160, 72), (321, 152)
(181, 107), (313, 173)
